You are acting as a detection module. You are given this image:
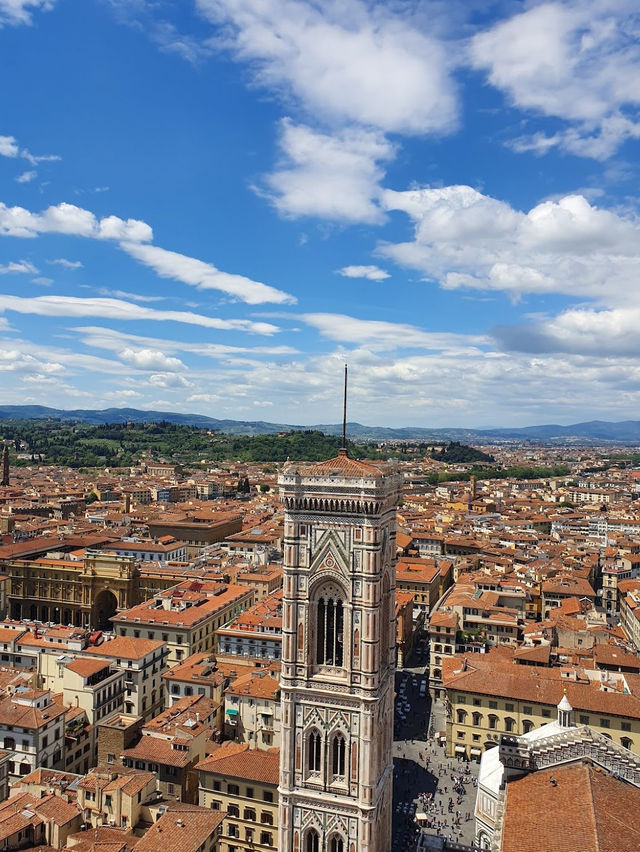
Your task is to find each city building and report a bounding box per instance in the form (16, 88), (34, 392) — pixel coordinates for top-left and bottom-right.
(197, 741), (279, 852)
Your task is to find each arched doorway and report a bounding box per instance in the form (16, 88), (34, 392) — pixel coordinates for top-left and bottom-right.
(92, 590), (118, 630)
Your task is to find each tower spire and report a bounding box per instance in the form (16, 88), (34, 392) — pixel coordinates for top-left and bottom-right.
(1, 442), (9, 488)
(341, 362), (348, 454)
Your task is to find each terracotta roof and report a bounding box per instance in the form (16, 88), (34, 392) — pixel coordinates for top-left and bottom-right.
(285, 449), (384, 479)
(501, 764), (640, 852)
(121, 737), (192, 768)
(196, 742), (279, 784)
(134, 807), (225, 852)
(86, 636), (166, 660)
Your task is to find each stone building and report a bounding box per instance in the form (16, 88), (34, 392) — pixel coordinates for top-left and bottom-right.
(277, 449), (401, 852)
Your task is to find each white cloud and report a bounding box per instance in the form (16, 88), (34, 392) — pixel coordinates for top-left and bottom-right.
(0, 201), (153, 241)
(31, 276), (53, 286)
(15, 169), (36, 183)
(263, 120), (393, 224)
(97, 288), (164, 303)
(198, 0), (457, 135)
(121, 240), (296, 305)
(301, 312), (488, 351)
(0, 260), (37, 274)
(470, 0), (640, 159)
(102, 389), (143, 400)
(70, 326), (299, 360)
(0, 0), (56, 27)
(0, 135), (19, 156)
(380, 185), (640, 305)
(495, 306), (640, 357)
(119, 347), (186, 372)
(337, 264), (389, 281)
(149, 373), (194, 388)
(0, 295), (280, 334)
(48, 258), (83, 269)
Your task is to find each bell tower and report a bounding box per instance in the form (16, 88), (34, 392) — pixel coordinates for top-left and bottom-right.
(278, 442), (401, 852)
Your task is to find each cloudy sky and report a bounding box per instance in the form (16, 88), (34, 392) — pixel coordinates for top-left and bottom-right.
(1, 0), (640, 428)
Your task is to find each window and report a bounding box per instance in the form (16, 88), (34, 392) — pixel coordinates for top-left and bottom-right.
(330, 838), (344, 852)
(331, 734), (346, 778)
(260, 831), (273, 846)
(306, 829), (319, 852)
(622, 722), (631, 732)
(600, 719), (610, 729)
(488, 701), (497, 709)
(316, 592), (344, 666)
(505, 703), (514, 712)
(504, 717), (515, 733)
(456, 709), (467, 724)
(457, 731), (465, 739)
(107, 753), (115, 764)
(245, 829), (253, 843)
(210, 800), (221, 810)
(228, 804), (240, 817)
(262, 791), (273, 803)
(522, 720), (533, 734)
(228, 783), (239, 796)
(227, 824), (239, 838)
(213, 780), (221, 791)
(260, 812), (273, 825)
(246, 787), (254, 799)
(523, 706), (532, 715)
(244, 808), (256, 821)
(472, 712), (482, 726)
(621, 737), (633, 750)
(473, 698), (481, 707)
(542, 709), (551, 718)
(579, 715), (589, 725)
(308, 730), (322, 772)
(488, 715), (498, 730)
(458, 696), (466, 704)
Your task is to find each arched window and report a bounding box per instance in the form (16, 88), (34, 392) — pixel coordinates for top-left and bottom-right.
(621, 737), (632, 750)
(522, 720), (533, 734)
(456, 709), (467, 724)
(488, 715), (498, 730)
(504, 717), (515, 733)
(332, 734), (346, 777)
(308, 730), (321, 772)
(306, 829), (319, 852)
(330, 836), (344, 852)
(316, 590), (344, 666)
(472, 712), (483, 726)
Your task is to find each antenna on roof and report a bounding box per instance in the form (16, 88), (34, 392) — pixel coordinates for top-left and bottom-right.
(341, 363), (348, 454)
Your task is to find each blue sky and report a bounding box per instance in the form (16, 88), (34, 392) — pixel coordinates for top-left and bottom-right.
(1, 0), (640, 428)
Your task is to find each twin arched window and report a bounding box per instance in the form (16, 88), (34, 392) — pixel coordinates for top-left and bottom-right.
(332, 734), (346, 777)
(330, 837), (344, 852)
(316, 595), (344, 666)
(308, 730), (322, 772)
(306, 830), (319, 852)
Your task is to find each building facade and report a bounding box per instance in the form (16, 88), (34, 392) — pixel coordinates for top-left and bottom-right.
(277, 450), (401, 852)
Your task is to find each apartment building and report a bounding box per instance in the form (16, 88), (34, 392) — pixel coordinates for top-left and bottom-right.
(443, 649), (640, 760)
(395, 557), (452, 617)
(215, 589), (282, 662)
(197, 742), (279, 852)
(225, 669), (281, 749)
(0, 688), (66, 781)
(77, 767), (157, 830)
(86, 635), (168, 720)
(112, 580), (255, 665)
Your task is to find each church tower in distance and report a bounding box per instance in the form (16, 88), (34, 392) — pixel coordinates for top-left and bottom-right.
(1, 443), (9, 488)
(278, 448), (401, 852)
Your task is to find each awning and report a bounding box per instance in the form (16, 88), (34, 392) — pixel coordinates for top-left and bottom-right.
(261, 708), (274, 716)
(415, 812), (427, 822)
(226, 708), (239, 716)
(454, 745), (466, 753)
(470, 748), (482, 755)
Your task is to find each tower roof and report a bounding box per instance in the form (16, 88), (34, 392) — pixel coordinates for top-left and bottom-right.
(558, 693), (573, 713)
(285, 448), (384, 479)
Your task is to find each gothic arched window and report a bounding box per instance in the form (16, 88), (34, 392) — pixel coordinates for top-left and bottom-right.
(308, 730), (322, 772)
(331, 733), (346, 777)
(306, 829), (319, 852)
(316, 589), (344, 667)
(330, 836), (345, 852)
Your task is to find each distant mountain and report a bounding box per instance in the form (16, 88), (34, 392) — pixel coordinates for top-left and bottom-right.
(1, 406), (640, 443)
